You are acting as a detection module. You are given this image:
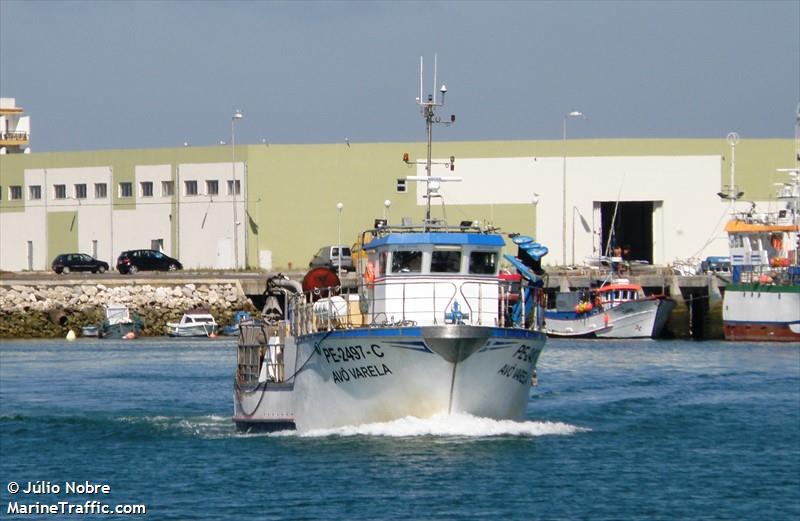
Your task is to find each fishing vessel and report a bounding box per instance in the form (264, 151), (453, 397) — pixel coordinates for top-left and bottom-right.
(543, 279), (675, 338)
(233, 61), (547, 431)
(722, 167), (800, 341)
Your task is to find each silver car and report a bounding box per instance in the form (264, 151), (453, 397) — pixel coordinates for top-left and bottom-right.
(309, 245), (353, 272)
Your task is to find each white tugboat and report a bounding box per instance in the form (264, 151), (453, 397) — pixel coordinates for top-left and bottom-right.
(233, 60), (548, 431)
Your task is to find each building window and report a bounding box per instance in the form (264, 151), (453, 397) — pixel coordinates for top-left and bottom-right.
(74, 184), (87, 199)
(227, 180), (241, 196)
(396, 179), (407, 193)
(161, 181), (174, 197)
(54, 184), (66, 199)
(206, 180), (219, 196)
(29, 185), (41, 200)
(140, 181), (153, 197)
(119, 182), (133, 198)
(9, 185), (22, 200)
(95, 183), (107, 199)
(184, 180), (198, 196)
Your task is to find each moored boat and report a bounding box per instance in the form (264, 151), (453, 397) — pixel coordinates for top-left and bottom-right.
(166, 309), (218, 337)
(543, 280), (675, 339)
(99, 303), (143, 339)
(722, 167), (800, 342)
(221, 311), (256, 336)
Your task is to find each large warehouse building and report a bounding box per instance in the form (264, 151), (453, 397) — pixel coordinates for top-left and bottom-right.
(0, 99), (796, 272)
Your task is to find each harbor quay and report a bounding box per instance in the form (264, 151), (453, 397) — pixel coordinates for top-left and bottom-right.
(0, 268), (725, 339)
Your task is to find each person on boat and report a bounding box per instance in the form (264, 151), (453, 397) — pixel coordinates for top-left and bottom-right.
(622, 245), (632, 274)
(611, 246), (623, 275)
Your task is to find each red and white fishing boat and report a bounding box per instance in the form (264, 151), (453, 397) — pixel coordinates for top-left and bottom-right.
(543, 279), (675, 339)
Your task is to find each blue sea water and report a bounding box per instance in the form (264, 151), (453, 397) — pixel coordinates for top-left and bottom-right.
(1, 337), (798, 520)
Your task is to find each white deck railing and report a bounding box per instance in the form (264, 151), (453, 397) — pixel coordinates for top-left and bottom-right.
(288, 279), (519, 335)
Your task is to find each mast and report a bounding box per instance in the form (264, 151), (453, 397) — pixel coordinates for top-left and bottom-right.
(412, 54), (456, 227)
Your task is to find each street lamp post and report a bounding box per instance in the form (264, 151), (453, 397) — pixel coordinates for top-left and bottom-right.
(336, 202), (344, 276)
(727, 132), (740, 213)
(383, 199), (392, 222)
(231, 109), (243, 269)
(562, 110), (585, 266)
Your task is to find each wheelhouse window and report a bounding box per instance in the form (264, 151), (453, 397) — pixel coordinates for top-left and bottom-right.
(95, 183), (107, 199)
(54, 184), (66, 199)
(184, 180), (198, 196)
(378, 251), (388, 275)
(140, 181), (153, 197)
(119, 182), (133, 198)
(9, 185), (22, 200)
(396, 179), (407, 193)
(391, 250), (423, 273)
(468, 251), (498, 275)
(162, 181), (174, 197)
(74, 183), (87, 199)
(206, 180), (219, 196)
(431, 248), (462, 273)
(29, 185), (41, 200)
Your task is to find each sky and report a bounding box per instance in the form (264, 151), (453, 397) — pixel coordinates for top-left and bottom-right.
(1, 0), (798, 152)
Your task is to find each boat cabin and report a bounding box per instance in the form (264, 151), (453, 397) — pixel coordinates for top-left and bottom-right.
(596, 282), (644, 306)
(363, 230), (505, 326)
(105, 303), (132, 325)
(179, 312), (217, 326)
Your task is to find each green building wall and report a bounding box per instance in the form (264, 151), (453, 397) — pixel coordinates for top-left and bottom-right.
(1, 138), (795, 271)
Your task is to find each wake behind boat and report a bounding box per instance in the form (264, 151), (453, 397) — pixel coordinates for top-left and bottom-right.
(233, 60), (547, 431)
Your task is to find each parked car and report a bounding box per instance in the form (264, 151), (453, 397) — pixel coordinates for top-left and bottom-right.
(51, 253), (109, 274)
(117, 249), (183, 274)
(309, 245), (353, 272)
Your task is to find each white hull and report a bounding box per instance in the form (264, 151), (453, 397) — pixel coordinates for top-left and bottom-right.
(723, 285), (800, 341)
(166, 324), (216, 337)
(545, 298), (674, 339)
(234, 325), (545, 431)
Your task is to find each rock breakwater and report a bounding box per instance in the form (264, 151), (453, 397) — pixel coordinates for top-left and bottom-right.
(0, 282), (256, 338)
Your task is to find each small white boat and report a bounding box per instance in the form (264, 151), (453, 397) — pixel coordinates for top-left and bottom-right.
(166, 309), (218, 337)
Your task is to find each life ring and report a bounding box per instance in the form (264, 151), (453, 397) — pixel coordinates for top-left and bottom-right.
(364, 262), (376, 288)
